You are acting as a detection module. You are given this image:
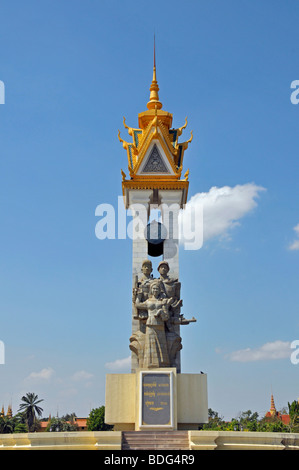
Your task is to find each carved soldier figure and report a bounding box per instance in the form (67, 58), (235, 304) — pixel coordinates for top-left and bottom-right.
(133, 259), (154, 304)
(157, 261), (182, 322)
(130, 261), (196, 371)
(157, 261), (181, 301)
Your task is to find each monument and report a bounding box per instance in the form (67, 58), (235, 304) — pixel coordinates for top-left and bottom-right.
(105, 45), (208, 431)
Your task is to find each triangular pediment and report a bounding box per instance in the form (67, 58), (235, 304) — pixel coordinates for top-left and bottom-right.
(136, 139), (176, 176)
(141, 144), (170, 174)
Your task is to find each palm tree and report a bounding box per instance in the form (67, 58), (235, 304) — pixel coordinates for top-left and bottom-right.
(0, 415), (14, 434)
(18, 393), (44, 432)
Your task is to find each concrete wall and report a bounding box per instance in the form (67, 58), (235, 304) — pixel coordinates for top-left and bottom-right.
(105, 370), (208, 431)
(177, 373), (208, 426)
(0, 430), (298, 450)
(0, 431), (122, 450)
(189, 431), (299, 450)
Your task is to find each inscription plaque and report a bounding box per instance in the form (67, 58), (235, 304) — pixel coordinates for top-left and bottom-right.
(140, 371), (173, 427)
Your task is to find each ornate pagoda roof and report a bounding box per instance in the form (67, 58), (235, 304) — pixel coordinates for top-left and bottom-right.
(119, 41), (192, 200)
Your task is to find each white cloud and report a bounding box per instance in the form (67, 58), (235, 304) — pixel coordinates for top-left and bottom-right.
(25, 367), (55, 381)
(180, 183), (265, 246)
(226, 340), (292, 362)
(105, 356), (131, 371)
(288, 223), (299, 250)
(71, 370), (94, 382)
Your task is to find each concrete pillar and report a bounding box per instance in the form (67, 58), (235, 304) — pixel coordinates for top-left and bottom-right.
(159, 190), (183, 280)
(159, 190), (183, 372)
(129, 190), (152, 372)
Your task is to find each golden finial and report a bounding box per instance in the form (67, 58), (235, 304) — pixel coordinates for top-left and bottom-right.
(178, 117), (188, 136)
(123, 117), (133, 136)
(121, 169), (126, 181)
(118, 130), (125, 147)
(184, 169), (190, 181)
(118, 129), (130, 150)
(147, 34), (162, 111)
(118, 129), (138, 154)
(187, 130), (193, 144)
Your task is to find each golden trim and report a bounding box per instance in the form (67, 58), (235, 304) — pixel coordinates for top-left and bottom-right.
(122, 180), (189, 191)
(133, 127), (179, 176)
(132, 175), (179, 181)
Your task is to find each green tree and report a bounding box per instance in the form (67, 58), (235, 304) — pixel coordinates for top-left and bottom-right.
(257, 415), (288, 432)
(13, 422), (29, 433)
(11, 412), (29, 433)
(201, 408), (226, 430)
(45, 417), (78, 432)
(237, 410), (259, 431)
(0, 416), (14, 434)
(288, 400), (299, 432)
(87, 406), (113, 431)
(18, 393), (44, 432)
(221, 418), (240, 431)
(61, 413), (77, 423)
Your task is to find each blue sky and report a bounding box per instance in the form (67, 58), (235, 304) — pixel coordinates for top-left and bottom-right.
(0, 0), (298, 421)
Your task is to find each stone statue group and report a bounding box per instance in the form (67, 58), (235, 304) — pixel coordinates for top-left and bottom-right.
(130, 260), (196, 370)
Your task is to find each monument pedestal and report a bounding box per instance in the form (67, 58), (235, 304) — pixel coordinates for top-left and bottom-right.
(105, 369), (208, 431)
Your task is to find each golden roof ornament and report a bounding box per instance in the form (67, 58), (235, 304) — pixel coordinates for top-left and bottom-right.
(118, 39), (193, 207)
(147, 36), (162, 111)
(270, 394), (277, 416)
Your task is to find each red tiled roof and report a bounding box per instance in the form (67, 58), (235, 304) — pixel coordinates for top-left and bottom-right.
(40, 421), (48, 429)
(265, 411), (290, 425)
(39, 418), (88, 431)
(280, 414), (290, 425)
(75, 418), (87, 427)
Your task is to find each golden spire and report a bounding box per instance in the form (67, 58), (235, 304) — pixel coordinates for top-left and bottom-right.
(147, 35), (162, 110)
(7, 404), (12, 418)
(270, 393), (277, 416)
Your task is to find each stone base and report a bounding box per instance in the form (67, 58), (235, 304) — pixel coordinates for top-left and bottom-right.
(105, 368), (208, 431)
